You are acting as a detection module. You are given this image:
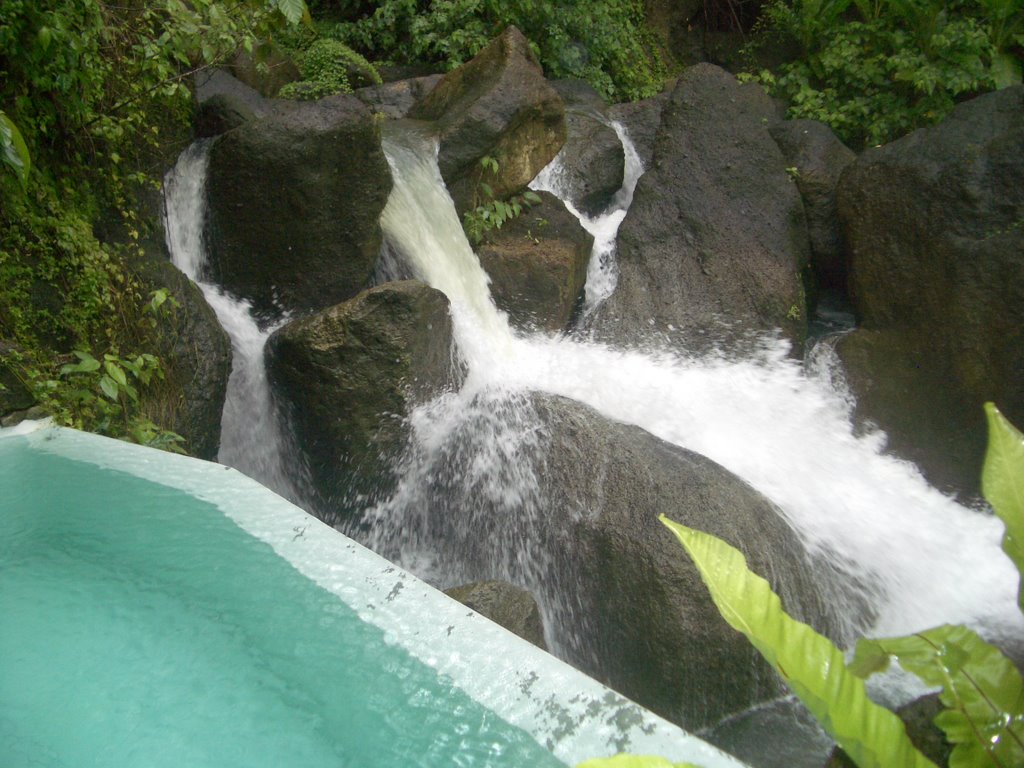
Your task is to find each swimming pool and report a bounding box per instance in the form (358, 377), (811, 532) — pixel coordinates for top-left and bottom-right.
(0, 422), (748, 767)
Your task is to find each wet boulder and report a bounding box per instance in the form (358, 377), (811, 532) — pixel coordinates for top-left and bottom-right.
(595, 64), (810, 351)
(475, 191), (593, 332)
(836, 86), (1024, 495)
(770, 119), (856, 295)
(205, 93), (391, 320)
(533, 395), (843, 729)
(388, 390), (846, 730)
(607, 92), (668, 169)
(266, 281), (459, 520)
(131, 251), (232, 461)
(194, 68), (269, 138)
(444, 580), (547, 650)
(355, 75), (443, 119)
(546, 80), (625, 216)
(409, 26), (566, 215)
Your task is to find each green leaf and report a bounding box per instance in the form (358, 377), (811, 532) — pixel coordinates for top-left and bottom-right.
(983, 403), (1024, 613)
(276, 0), (306, 25)
(0, 110), (31, 192)
(99, 375), (119, 401)
(104, 360), (128, 387)
(852, 625), (1024, 768)
(576, 756), (699, 768)
(38, 26), (52, 53)
(992, 53), (1023, 88)
(660, 515), (938, 768)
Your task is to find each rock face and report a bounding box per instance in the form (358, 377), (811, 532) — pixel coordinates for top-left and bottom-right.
(409, 26), (566, 214)
(476, 191), (593, 332)
(390, 391), (844, 730)
(770, 119), (856, 295)
(547, 80), (624, 216)
(266, 281), (458, 520)
(444, 580), (547, 650)
(355, 75), (443, 119)
(131, 252), (232, 461)
(608, 93), (668, 169)
(194, 68), (269, 138)
(595, 64), (810, 350)
(205, 94), (392, 319)
(836, 86), (1024, 495)
(533, 395), (841, 729)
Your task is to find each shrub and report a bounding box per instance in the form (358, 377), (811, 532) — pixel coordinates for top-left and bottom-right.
(279, 36), (381, 99)
(332, 0), (667, 102)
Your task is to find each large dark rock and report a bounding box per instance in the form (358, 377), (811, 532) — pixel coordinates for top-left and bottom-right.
(444, 580), (547, 650)
(355, 75), (443, 119)
(409, 26), (566, 215)
(266, 281), (458, 520)
(595, 64), (811, 351)
(205, 94), (391, 319)
(770, 119), (856, 296)
(607, 93), (668, 169)
(476, 191), (593, 332)
(535, 395), (841, 729)
(836, 86), (1024, 495)
(376, 391), (845, 730)
(130, 251), (232, 461)
(194, 68), (269, 138)
(546, 80), (625, 216)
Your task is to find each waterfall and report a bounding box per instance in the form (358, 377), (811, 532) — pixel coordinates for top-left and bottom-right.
(530, 120), (644, 314)
(372, 125), (1022, 650)
(162, 142), (305, 504)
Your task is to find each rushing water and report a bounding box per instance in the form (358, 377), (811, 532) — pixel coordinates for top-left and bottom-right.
(165, 123), (1021, 764)
(163, 143), (305, 504)
(530, 120), (644, 313)
(372, 125), (1021, 646)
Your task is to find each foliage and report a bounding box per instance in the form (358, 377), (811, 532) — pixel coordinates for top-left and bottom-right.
(278, 36), (381, 99)
(852, 624), (1024, 768)
(746, 0), (1022, 147)
(462, 155), (542, 245)
(0, 110), (30, 192)
(659, 514), (938, 768)
(331, 0), (667, 101)
(0, 0), (306, 450)
(982, 402), (1024, 612)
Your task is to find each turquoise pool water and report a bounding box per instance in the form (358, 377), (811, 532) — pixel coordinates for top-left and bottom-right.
(0, 425), (749, 768)
(0, 436), (561, 767)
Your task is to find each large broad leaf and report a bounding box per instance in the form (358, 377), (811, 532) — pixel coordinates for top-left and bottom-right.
(275, 0), (306, 25)
(851, 624), (1024, 768)
(0, 110), (30, 192)
(576, 756), (699, 768)
(982, 402), (1024, 612)
(660, 515), (937, 768)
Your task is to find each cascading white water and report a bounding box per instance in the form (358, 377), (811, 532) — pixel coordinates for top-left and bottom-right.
(530, 120), (644, 313)
(163, 142), (305, 503)
(374, 125), (1022, 650)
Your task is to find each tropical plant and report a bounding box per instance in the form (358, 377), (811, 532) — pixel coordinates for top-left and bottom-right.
(747, 0), (1022, 147)
(331, 0), (667, 101)
(462, 155), (542, 245)
(278, 35), (381, 99)
(0, 0), (308, 451)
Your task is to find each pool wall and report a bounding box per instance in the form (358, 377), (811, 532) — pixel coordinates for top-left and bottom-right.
(1, 421), (749, 767)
